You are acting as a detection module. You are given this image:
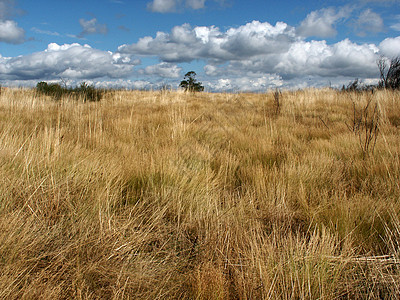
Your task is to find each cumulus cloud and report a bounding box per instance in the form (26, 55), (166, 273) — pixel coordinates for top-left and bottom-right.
(118, 21), (297, 63)
(203, 38), (380, 81)
(0, 0), (25, 44)
(353, 9), (384, 36)
(0, 20), (25, 44)
(78, 18), (108, 38)
(278, 39), (379, 78)
(0, 43), (138, 81)
(379, 36), (400, 57)
(139, 62), (182, 78)
(297, 7), (351, 38)
(313, 39), (379, 76)
(118, 18), (383, 83)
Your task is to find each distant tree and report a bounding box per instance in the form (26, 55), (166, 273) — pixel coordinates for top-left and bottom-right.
(377, 56), (400, 90)
(179, 71), (204, 92)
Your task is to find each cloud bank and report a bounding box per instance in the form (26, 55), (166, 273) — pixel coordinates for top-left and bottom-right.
(118, 20), (384, 82)
(0, 43), (138, 81)
(118, 21), (297, 63)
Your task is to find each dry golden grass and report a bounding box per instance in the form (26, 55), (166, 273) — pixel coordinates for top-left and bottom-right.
(1, 87), (400, 299)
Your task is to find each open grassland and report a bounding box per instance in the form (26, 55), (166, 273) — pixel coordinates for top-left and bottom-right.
(1, 87), (400, 299)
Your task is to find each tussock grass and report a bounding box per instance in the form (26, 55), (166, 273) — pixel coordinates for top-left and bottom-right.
(1, 87), (400, 299)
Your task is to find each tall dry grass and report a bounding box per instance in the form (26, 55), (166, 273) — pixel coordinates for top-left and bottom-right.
(1, 87), (400, 299)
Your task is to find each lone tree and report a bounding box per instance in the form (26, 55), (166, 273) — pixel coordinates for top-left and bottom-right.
(180, 71), (204, 92)
(377, 56), (400, 90)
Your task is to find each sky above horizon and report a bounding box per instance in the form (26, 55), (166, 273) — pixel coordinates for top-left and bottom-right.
(1, 0), (400, 91)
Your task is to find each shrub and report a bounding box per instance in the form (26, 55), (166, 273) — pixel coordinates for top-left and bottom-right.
(74, 82), (102, 102)
(36, 81), (67, 100)
(36, 81), (103, 102)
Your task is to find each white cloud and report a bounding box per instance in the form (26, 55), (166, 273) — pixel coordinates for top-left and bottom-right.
(0, 43), (138, 81)
(0, 1), (25, 44)
(78, 18), (108, 38)
(0, 19), (24, 44)
(297, 7), (351, 38)
(222, 21), (296, 57)
(118, 21), (297, 63)
(316, 39), (379, 76)
(139, 62), (182, 78)
(379, 36), (400, 57)
(201, 38), (380, 85)
(118, 19), (382, 82)
(353, 9), (384, 36)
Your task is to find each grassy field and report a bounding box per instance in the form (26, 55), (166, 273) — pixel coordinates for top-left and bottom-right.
(1, 87), (400, 299)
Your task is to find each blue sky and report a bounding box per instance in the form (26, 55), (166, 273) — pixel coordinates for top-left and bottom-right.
(1, 0), (400, 91)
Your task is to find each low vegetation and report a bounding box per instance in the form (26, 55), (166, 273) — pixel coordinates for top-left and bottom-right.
(1, 87), (400, 299)
(36, 81), (103, 102)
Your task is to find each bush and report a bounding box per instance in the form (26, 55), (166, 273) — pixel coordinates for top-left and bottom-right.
(36, 81), (67, 100)
(74, 82), (102, 102)
(36, 81), (103, 102)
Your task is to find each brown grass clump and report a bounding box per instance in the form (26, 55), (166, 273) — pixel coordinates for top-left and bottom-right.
(1, 87), (400, 299)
